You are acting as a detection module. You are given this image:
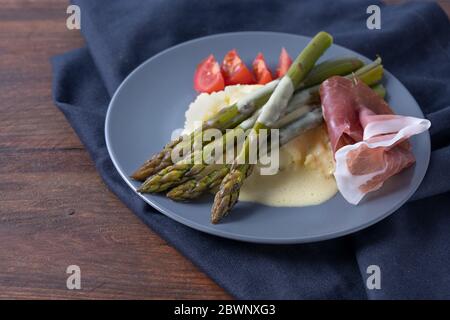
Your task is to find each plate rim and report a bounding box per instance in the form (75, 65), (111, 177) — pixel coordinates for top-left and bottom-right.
(105, 31), (431, 244)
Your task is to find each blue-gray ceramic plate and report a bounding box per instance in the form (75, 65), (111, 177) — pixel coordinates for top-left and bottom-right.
(105, 32), (430, 244)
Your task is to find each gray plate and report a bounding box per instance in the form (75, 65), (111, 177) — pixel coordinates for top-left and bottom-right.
(105, 32), (430, 244)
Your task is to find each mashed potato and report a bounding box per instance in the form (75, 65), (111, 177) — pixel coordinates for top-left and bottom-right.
(184, 84), (263, 134)
(184, 85), (338, 207)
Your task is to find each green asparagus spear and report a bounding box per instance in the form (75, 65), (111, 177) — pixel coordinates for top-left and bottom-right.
(130, 136), (183, 181)
(371, 83), (386, 99)
(167, 108), (324, 201)
(298, 57), (363, 89)
(211, 31), (333, 224)
(131, 57), (364, 181)
(167, 79), (387, 201)
(167, 165), (231, 201)
(138, 57), (383, 194)
(137, 95), (312, 194)
(137, 116), (254, 193)
(130, 80), (277, 181)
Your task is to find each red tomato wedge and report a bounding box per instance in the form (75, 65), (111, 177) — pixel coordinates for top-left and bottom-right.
(221, 49), (255, 85)
(194, 54), (225, 93)
(276, 47), (293, 78)
(252, 53), (273, 85)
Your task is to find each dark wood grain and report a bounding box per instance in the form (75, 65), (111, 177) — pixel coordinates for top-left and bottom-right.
(0, 0), (229, 300)
(0, 0), (448, 300)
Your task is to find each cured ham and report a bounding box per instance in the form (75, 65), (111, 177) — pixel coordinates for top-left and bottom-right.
(320, 76), (430, 204)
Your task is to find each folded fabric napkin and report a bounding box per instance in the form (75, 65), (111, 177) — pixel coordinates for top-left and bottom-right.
(52, 0), (450, 299)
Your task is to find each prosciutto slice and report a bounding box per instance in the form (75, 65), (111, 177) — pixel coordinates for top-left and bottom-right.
(320, 76), (430, 204)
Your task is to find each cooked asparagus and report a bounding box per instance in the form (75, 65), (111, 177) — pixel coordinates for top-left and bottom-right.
(211, 31), (333, 224)
(137, 111), (258, 193)
(131, 57), (364, 181)
(298, 57), (362, 89)
(137, 92), (315, 194)
(130, 80), (277, 181)
(167, 80), (387, 201)
(138, 57), (384, 194)
(371, 83), (386, 99)
(167, 108), (324, 201)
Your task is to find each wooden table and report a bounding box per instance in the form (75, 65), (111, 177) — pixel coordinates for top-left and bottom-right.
(0, 0), (448, 299)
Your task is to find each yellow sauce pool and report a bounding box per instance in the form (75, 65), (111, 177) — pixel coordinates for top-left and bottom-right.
(239, 124), (338, 207)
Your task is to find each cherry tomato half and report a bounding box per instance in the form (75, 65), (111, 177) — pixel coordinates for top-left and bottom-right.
(221, 49), (255, 85)
(252, 53), (273, 85)
(194, 54), (225, 93)
(276, 47), (293, 78)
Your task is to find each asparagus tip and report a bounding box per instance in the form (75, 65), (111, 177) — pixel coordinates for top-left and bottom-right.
(131, 171), (145, 181)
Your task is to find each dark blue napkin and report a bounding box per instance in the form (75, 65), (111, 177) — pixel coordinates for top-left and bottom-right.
(52, 0), (450, 299)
